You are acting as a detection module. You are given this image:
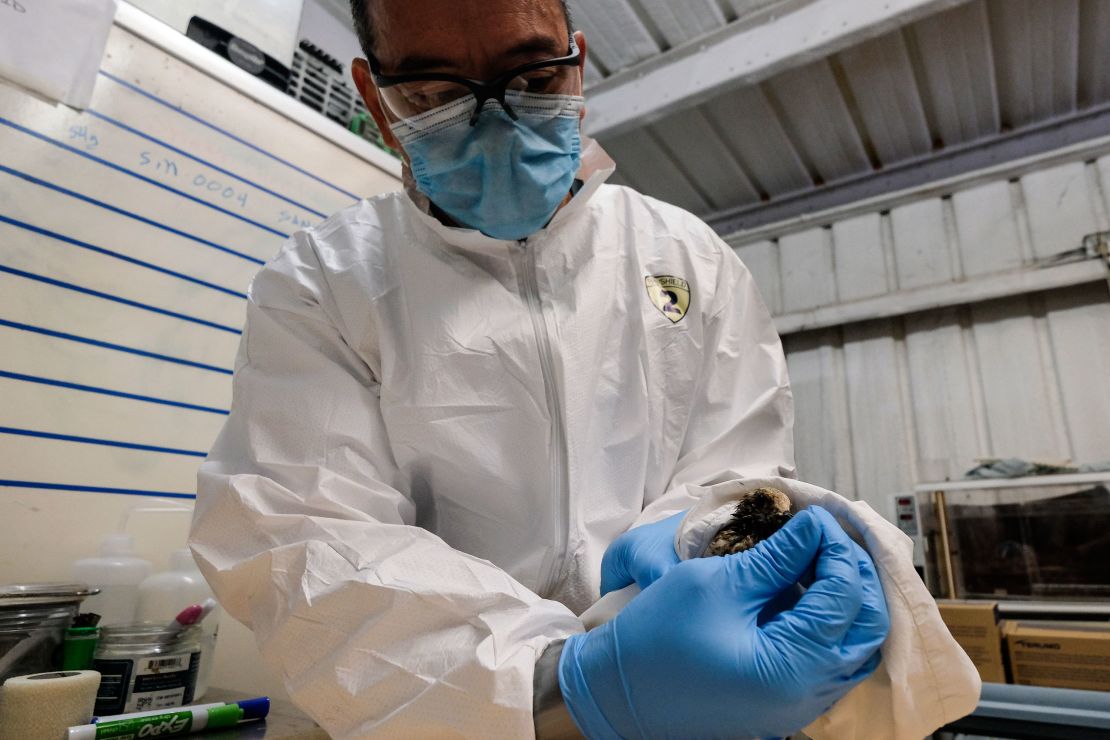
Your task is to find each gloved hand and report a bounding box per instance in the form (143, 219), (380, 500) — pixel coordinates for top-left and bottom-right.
(599, 511), (685, 596)
(560, 506), (889, 740)
(757, 535), (885, 631)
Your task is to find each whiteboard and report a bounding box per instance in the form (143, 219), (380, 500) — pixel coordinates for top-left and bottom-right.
(0, 4), (401, 502)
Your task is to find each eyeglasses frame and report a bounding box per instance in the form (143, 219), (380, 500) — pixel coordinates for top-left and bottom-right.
(367, 38), (582, 125)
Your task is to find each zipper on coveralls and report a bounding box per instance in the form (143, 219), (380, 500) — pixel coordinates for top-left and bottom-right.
(515, 237), (569, 598)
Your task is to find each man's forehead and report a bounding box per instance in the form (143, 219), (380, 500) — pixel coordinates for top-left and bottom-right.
(370, 0), (566, 27)
(371, 0), (569, 71)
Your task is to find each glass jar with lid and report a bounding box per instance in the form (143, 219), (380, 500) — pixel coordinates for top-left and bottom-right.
(0, 582), (97, 683)
(92, 623), (202, 716)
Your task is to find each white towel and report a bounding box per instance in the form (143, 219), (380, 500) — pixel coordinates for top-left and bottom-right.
(579, 477), (982, 740)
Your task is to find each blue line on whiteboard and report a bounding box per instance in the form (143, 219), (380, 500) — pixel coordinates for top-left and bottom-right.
(0, 370), (230, 415)
(0, 318), (234, 375)
(0, 215), (247, 300)
(86, 109), (328, 219)
(0, 426), (207, 457)
(0, 265), (242, 335)
(0, 480), (196, 500)
(0, 163), (266, 266)
(0, 115), (291, 239)
(99, 70), (360, 201)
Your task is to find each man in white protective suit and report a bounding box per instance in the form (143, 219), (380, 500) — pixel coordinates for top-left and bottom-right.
(189, 0), (891, 737)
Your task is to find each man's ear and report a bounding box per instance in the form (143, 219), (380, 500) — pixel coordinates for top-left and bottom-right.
(573, 30), (588, 123)
(352, 58), (405, 155)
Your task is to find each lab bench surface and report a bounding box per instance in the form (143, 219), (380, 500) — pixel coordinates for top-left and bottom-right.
(202, 689), (328, 739)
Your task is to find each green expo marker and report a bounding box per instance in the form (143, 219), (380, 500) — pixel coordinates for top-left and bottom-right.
(67, 704), (243, 739)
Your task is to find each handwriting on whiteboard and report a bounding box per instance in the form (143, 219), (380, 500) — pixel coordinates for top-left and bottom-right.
(69, 125), (100, 151)
(139, 151), (177, 176)
(192, 172), (250, 209)
(278, 210), (314, 228)
(0, 0), (27, 14)
(136, 151), (248, 208)
(62, 116), (315, 231)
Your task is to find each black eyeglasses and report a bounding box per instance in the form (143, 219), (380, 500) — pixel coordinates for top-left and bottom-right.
(368, 39), (582, 125)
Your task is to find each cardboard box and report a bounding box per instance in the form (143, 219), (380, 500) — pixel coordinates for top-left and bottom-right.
(1004, 621), (1110, 692)
(937, 600), (1006, 683)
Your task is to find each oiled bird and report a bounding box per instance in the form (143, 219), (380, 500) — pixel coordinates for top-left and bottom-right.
(704, 487), (793, 556)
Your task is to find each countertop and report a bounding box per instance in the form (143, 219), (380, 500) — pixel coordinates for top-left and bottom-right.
(200, 689), (327, 739)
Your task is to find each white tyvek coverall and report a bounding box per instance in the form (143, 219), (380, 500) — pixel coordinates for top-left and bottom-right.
(190, 151), (795, 738)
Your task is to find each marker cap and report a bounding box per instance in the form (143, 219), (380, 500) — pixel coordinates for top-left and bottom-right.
(67, 725), (96, 740)
(237, 697), (270, 721)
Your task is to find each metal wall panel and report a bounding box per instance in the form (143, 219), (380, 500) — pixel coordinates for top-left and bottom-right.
(591, 0), (1110, 221)
(700, 85), (813, 198)
(780, 285), (1110, 520)
(783, 328), (858, 494)
(950, 180), (1025, 277)
(650, 109), (761, 208)
(575, 0), (1110, 520)
(736, 157), (1110, 316)
(1020, 161), (1105, 259)
(836, 31), (933, 163)
(726, 0), (785, 19)
(568, 0), (660, 74)
(763, 60), (872, 183)
(779, 227), (837, 311)
(634, 0), (727, 48)
(1044, 285), (1110, 463)
(737, 154), (1110, 519)
(602, 128), (713, 213)
(988, 0), (1080, 129)
(831, 213), (890, 301)
(907, 0), (999, 146)
(1079, 0), (1110, 107)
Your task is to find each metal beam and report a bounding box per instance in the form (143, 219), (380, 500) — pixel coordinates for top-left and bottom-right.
(772, 259), (1109, 336)
(719, 104), (1110, 245)
(582, 0), (971, 139)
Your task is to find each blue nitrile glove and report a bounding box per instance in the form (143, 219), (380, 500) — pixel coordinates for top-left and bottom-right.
(599, 511), (685, 596)
(559, 506), (888, 740)
(758, 536), (887, 634)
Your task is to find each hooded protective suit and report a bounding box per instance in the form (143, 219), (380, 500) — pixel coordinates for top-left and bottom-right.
(190, 143), (795, 738)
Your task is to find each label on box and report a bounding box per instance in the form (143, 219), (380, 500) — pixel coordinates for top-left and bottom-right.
(1006, 623), (1110, 692)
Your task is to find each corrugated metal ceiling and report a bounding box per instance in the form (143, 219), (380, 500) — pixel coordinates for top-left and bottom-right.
(571, 0), (782, 83)
(575, 0), (1110, 224)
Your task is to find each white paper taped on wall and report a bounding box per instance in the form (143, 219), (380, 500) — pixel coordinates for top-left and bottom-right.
(0, 0), (119, 109)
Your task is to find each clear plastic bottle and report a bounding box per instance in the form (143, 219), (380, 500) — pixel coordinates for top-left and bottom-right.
(136, 549), (221, 700)
(71, 533), (153, 626)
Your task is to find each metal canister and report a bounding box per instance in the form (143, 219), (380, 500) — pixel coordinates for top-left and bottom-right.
(92, 623), (202, 716)
(0, 582), (96, 683)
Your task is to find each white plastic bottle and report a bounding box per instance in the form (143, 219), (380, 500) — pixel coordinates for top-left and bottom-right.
(71, 533), (153, 626)
(136, 549), (221, 699)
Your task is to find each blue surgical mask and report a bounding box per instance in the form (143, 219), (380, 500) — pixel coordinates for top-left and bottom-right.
(391, 91), (585, 241)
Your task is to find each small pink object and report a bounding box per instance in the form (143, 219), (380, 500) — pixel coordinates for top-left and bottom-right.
(171, 604), (204, 629)
(168, 598), (218, 631)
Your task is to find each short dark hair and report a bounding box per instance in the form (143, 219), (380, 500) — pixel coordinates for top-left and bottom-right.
(349, 0), (574, 58)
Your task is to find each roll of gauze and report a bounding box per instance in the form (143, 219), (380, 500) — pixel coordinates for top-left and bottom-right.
(0, 670), (100, 740)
